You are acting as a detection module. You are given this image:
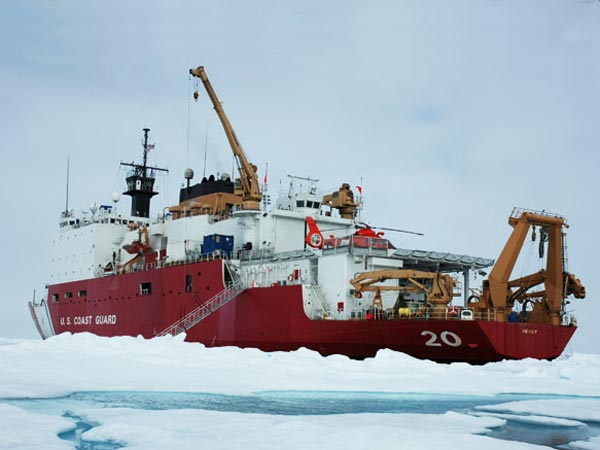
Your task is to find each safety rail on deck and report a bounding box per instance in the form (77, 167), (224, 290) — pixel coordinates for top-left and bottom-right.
(238, 248), (316, 263)
(97, 252), (229, 278)
(345, 306), (498, 322)
(322, 235), (392, 257)
(156, 280), (245, 337)
(510, 207), (565, 223)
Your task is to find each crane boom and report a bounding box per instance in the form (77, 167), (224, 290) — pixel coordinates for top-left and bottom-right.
(350, 269), (459, 306)
(189, 66), (261, 209)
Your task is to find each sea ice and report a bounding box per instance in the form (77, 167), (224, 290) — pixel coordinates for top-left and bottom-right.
(0, 333), (599, 399)
(0, 403), (74, 450)
(569, 436), (600, 450)
(472, 411), (586, 427)
(476, 399), (600, 422)
(76, 408), (554, 450)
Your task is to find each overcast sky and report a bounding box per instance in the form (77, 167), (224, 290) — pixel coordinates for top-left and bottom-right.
(1, 1), (598, 353)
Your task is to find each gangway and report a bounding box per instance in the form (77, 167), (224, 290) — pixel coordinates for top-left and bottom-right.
(156, 260), (245, 337)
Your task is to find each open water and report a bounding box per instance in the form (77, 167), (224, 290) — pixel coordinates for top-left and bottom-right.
(4, 391), (600, 449)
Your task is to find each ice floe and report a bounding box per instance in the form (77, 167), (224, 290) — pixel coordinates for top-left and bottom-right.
(77, 408), (540, 450)
(476, 398), (600, 422)
(0, 333), (599, 399)
(0, 403), (74, 450)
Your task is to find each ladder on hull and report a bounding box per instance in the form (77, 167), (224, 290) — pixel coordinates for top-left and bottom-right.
(156, 261), (245, 337)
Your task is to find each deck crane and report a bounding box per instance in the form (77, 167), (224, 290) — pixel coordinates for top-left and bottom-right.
(350, 269), (459, 313)
(470, 208), (585, 325)
(189, 66), (262, 210)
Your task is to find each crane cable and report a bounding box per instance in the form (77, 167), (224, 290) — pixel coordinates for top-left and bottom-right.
(519, 237), (535, 279)
(186, 74), (192, 168)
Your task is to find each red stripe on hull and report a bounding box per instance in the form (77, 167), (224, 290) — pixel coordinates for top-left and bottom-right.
(46, 260), (576, 363)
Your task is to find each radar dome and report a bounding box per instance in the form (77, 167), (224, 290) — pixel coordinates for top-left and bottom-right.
(184, 168), (194, 180)
(111, 192), (120, 203)
(221, 173), (231, 181)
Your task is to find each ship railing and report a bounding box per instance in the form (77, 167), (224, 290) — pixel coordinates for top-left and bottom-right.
(347, 306), (498, 322)
(208, 211), (231, 224)
(238, 248), (316, 264)
(305, 284), (331, 319)
(156, 279), (245, 337)
(238, 248), (275, 262)
(99, 252), (231, 278)
(322, 236), (389, 257)
(510, 207), (565, 223)
(223, 258), (244, 287)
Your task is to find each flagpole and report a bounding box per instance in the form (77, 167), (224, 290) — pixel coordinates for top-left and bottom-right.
(357, 176), (363, 222)
(64, 155), (70, 217)
(262, 162), (269, 211)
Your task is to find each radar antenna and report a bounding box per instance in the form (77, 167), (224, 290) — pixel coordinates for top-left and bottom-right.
(120, 128), (169, 218)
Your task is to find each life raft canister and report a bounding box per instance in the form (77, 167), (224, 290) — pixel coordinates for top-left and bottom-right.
(447, 305), (460, 317)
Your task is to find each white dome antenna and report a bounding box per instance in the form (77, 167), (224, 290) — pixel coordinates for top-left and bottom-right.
(184, 168), (194, 189)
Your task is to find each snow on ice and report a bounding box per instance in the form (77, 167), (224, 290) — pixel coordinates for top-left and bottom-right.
(570, 436), (600, 450)
(477, 399), (600, 423)
(76, 409), (521, 450)
(0, 403), (74, 450)
(0, 333), (599, 398)
(1, 333), (600, 449)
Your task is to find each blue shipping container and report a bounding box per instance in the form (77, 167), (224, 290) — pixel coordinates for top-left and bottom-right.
(202, 234), (234, 257)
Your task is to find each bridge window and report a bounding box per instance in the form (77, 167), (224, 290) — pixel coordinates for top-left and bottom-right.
(52, 293), (59, 303)
(78, 290), (87, 297)
(64, 292), (73, 299)
(296, 200), (305, 207)
(140, 282), (152, 295)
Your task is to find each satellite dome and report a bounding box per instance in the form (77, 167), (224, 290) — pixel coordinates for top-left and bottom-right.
(184, 168), (194, 180)
(111, 192), (120, 203)
(221, 173), (231, 181)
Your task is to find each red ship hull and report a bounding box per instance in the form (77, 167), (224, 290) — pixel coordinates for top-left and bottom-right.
(42, 260), (576, 363)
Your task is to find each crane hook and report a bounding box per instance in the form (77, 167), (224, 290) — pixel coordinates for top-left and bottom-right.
(538, 229), (548, 258)
(193, 90), (199, 102)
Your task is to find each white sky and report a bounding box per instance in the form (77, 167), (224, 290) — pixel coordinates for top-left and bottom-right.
(0, 1), (598, 353)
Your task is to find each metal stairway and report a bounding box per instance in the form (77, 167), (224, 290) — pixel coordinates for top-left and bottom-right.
(156, 260), (245, 337)
(307, 283), (331, 318)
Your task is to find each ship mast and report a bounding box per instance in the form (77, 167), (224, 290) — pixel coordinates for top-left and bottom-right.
(121, 128), (168, 218)
(63, 155), (70, 218)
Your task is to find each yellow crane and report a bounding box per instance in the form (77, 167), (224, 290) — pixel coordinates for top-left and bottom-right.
(322, 183), (358, 219)
(350, 269), (459, 313)
(470, 208), (585, 324)
(189, 66), (262, 210)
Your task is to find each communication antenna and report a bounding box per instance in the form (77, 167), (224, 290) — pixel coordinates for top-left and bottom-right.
(357, 176), (363, 222)
(64, 156), (70, 217)
(262, 162), (270, 210)
(203, 121), (209, 178)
